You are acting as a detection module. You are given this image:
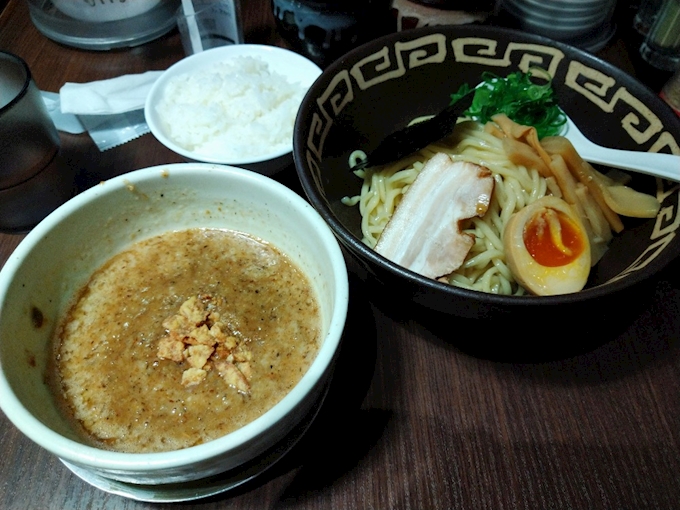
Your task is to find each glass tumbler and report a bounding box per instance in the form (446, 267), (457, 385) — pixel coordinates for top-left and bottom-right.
(0, 51), (74, 233)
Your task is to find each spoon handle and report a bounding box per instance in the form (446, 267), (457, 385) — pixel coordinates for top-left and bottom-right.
(576, 144), (680, 182)
(351, 91), (474, 171)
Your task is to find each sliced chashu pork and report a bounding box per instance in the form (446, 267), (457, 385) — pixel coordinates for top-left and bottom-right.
(375, 153), (494, 279)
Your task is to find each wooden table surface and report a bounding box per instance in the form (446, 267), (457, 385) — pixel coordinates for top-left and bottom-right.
(1, 1), (679, 509)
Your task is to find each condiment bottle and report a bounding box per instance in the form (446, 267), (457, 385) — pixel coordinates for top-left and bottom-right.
(640, 0), (680, 71)
(634, 0), (664, 36)
(660, 68), (680, 116)
(270, 0), (392, 68)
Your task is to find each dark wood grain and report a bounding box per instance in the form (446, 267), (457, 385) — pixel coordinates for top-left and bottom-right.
(0, 1), (679, 509)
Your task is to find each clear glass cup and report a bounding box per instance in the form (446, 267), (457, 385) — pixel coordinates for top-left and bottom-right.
(0, 51), (75, 233)
(176, 0), (244, 56)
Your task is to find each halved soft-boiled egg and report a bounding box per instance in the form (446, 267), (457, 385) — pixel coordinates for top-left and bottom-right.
(504, 196), (591, 296)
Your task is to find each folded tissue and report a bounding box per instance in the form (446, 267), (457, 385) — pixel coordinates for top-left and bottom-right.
(42, 91), (85, 135)
(59, 71), (162, 115)
(50, 71), (162, 151)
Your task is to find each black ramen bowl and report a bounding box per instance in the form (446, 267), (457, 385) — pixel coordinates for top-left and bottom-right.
(294, 25), (680, 358)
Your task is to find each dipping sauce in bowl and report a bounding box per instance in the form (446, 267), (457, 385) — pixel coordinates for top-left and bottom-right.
(0, 163), (348, 488)
(52, 228), (321, 453)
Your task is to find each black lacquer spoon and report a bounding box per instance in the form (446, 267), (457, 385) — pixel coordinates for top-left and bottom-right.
(350, 91), (474, 171)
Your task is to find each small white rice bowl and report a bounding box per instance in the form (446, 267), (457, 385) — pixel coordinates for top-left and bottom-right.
(146, 45), (322, 175)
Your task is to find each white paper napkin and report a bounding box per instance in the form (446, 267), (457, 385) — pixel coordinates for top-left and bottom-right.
(59, 70), (162, 115)
(41, 91), (85, 134)
(54, 71), (163, 150)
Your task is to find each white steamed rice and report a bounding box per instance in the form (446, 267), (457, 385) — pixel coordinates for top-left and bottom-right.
(156, 56), (306, 160)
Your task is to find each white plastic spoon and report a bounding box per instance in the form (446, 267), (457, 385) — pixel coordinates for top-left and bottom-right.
(561, 112), (680, 182)
(350, 90), (680, 183)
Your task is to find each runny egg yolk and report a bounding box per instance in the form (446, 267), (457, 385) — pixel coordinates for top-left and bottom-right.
(522, 208), (585, 267)
(503, 196), (591, 296)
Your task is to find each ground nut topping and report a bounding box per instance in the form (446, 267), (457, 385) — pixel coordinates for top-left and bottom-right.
(157, 295), (254, 392)
(51, 228), (321, 453)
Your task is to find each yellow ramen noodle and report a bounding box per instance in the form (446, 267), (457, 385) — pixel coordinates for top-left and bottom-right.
(343, 121), (553, 295)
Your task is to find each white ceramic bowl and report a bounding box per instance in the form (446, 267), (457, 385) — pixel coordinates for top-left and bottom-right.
(0, 164), (348, 490)
(145, 45), (322, 176)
